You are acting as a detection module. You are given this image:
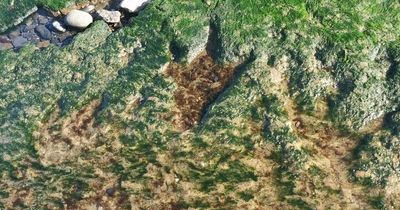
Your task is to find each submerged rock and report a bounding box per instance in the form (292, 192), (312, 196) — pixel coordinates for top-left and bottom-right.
(35, 25), (52, 40)
(21, 31), (40, 42)
(65, 10), (93, 29)
(119, 0), (151, 13)
(11, 36), (28, 48)
(97, 9), (121, 23)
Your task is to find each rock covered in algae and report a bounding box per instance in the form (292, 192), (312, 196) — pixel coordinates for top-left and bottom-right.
(0, 0), (400, 209)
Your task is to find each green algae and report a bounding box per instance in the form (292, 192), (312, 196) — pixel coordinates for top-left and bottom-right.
(0, 0), (85, 33)
(1, 0), (400, 209)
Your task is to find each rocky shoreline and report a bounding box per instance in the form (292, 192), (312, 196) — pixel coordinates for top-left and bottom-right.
(0, 0), (150, 51)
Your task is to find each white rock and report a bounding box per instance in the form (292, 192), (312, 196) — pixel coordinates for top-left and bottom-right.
(97, 9), (121, 23)
(119, 0), (151, 13)
(82, 5), (95, 13)
(52, 21), (66, 32)
(65, 10), (93, 29)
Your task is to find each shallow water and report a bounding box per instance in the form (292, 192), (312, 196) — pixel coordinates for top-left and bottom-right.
(0, 8), (77, 51)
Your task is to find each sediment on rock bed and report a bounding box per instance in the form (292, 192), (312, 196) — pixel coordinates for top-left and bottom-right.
(165, 51), (239, 131)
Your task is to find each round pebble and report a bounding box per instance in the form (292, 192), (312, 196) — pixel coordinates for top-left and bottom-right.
(65, 10), (93, 29)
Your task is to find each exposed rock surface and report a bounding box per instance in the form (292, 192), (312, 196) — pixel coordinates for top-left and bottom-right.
(11, 36), (28, 48)
(97, 9), (121, 23)
(120, 0), (151, 13)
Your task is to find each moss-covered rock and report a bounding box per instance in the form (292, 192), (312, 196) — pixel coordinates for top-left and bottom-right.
(1, 0), (400, 209)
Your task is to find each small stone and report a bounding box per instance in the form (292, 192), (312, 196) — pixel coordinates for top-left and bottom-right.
(25, 18), (33, 26)
(35, 25), (52, 40)
(334, 149), (344, 156)
(65, 10), (93, 29)
(82, 5), (95, 13)
(37, 40), (50, 48)
(37, 15), (49, 24)
(105, 188), (116, 196)
(52, 21), (66, 33)
(11, 36), (28, 48)
(19, 24), (28, 33)
(21, 24), (36, 33)
(50, 36), (59, 44)
(0, 43), (13, 50)
(119, 0), (151, 13)
(97, 9), (121, 23)
(8, 30), (21, 39)
(21, 31), (37, 41)
(57, 32), (73, 43)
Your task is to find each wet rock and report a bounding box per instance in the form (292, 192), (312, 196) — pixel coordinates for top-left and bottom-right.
(20, 24), (36, 33)
(22, 31), (40, 42)
(62, 37), (74, 46)
(52, 21), (66, 33)
(97, 9), (121, 23)
(25, 18), (33, 26)
(37, 15), (49, 24)
(11, 36), (28, 48)
(65, 10), (93, 29)
(19, 24), (27, 33)
(83, 5), (95, 13)
(35, 25), (52, 40)
(47, 31), (74, 46)
(8, 30), (20, 39)
(0, 43), (13, 50)
(119, 0), (151, 13)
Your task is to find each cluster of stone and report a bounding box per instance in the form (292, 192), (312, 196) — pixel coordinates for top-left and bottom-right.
(0, 8), (76, 50)
(0, 0), (151, 51)
(65, 0), (151, 28)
